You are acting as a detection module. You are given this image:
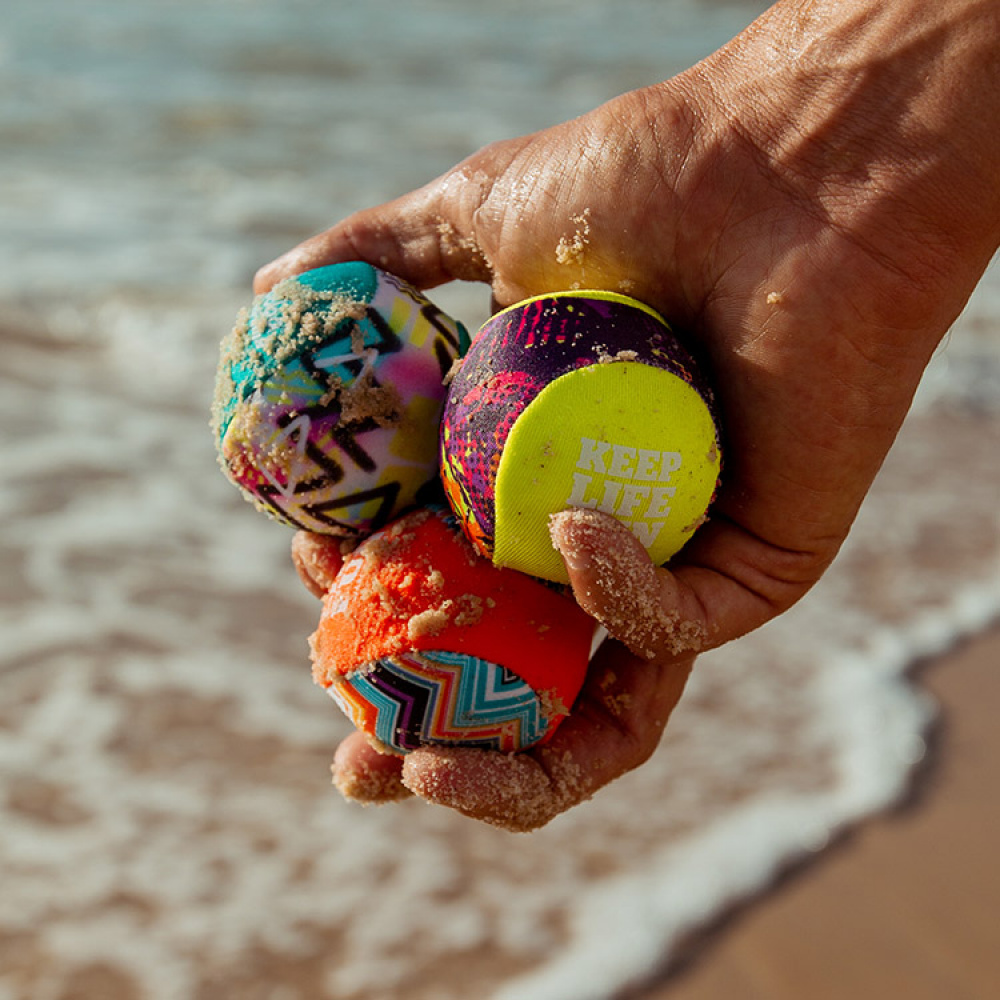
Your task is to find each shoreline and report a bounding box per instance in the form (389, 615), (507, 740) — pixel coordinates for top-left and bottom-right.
(3, 302), (997, 999)
(636, 623), (1000, 1000)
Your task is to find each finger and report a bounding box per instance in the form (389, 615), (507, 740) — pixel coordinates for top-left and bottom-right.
(400, 641), (694, 831)
(550, 507), (820, 658)
(291, 531), (348, 598)
(252, 145), (518, 294)
(550, 509), (711, 659)
(331, 730), (412, 804)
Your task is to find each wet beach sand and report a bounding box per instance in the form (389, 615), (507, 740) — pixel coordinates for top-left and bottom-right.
(644, 625), (1000, 1000)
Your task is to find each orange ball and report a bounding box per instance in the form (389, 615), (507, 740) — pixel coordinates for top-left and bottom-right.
(310, 507), (596, 753)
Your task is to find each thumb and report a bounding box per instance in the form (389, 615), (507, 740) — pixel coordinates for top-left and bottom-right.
(550, 509), (712, 660)
(549, 507), (820, 660)
(251, 138), (530, 295)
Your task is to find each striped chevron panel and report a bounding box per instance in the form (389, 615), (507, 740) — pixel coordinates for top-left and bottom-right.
(329, 649), (550, 753)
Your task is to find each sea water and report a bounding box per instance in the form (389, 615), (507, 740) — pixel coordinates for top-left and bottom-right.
(2, 2), (999, 999)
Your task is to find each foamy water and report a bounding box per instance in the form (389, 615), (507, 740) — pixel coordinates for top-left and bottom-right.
(2, 2), (999, 999)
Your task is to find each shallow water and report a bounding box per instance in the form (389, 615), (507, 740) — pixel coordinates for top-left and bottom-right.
(2, 2), (999, 998)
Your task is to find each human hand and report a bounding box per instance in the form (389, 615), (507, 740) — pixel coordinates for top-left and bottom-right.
(269, 0), (1000, 829)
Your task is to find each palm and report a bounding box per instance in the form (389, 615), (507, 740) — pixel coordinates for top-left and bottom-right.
(462, 86), (985, 644)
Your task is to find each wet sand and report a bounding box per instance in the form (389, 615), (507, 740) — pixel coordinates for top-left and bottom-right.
(642, 625), (1000, 1000)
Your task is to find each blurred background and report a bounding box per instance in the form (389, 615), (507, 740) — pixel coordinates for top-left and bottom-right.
(2, 2), (998, 999)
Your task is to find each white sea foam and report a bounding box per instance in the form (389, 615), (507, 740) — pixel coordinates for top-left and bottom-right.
(2, 2), (999, 998)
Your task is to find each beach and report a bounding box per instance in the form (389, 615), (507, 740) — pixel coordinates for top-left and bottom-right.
(2, 301), (997, 999)
(2, 2), (999, 998)
(2, 618), (997, 999)
(646, 627), (1000, 1000)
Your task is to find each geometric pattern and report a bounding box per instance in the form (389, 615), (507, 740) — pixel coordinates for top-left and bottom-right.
(328, 649), (550, 754)
(215, 263), (469, 539)
(439, 368), (545, 557)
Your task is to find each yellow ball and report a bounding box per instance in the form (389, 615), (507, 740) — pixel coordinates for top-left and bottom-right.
(440, 291), (722, 583)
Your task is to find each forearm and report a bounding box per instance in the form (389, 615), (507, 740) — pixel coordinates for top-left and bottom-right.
(706, 0), (1000, 205)
(673, 0), (1000, 353)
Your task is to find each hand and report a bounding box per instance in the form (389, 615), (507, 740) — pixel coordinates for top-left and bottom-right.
(270, 0), (1000, 829)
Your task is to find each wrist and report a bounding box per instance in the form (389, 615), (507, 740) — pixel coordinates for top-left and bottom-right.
(700, 0), (1000, 243)
(670, 0), (1000, 351)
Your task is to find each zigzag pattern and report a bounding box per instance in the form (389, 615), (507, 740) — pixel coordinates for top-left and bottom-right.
(219, 265), (472, 538)
(329, 650), (548, 753)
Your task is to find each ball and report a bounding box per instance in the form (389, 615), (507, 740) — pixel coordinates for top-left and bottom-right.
(440, 290), (722, 583)
(213, 262), (469, 539)
(310, 507), (596, 754)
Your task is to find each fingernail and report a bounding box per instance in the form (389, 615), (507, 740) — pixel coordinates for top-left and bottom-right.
(548, 510), (591, 571)
(291, 531), (344, 597)
(253, 248), (304, 293)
